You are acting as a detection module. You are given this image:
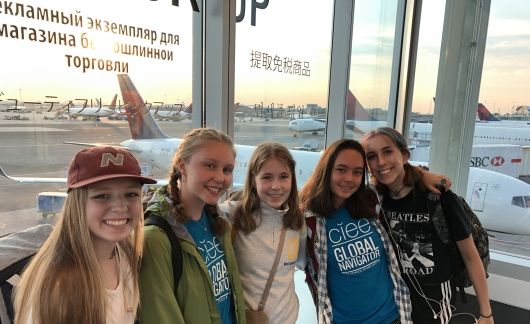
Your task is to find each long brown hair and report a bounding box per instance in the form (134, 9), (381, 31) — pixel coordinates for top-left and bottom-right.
(299, 139), (377, 218)
(233, 142), (303, 234)
(167, 128), (236, 235)
(361, 127), (424, 195)
(14, 188), (143, 324)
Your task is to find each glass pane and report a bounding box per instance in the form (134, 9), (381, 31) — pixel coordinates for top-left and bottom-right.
(409, 1), (444, 151)
(0, 0), (193, 235)
(475, 0), (530, 255)
(412, 0), (530, 252)
(234, 2), (333, 323)
(346, 0), (399, 139)
(234, 0), (333, 154)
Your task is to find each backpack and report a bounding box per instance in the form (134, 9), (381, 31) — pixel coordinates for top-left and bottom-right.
(143, 213), (183, 292)
(427, 192), (490, 303)
(0, 224), (54, 324)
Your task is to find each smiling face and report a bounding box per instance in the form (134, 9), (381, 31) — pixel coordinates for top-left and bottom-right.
(330, 148), (365, 208)
(254, 157), (292, 210)
(178, 140), (235, 208)
(364, 133), (409, 191)
(85, 178), (143, 249)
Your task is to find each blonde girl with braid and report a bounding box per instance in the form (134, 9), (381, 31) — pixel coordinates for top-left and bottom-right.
(138, 128), (246, 324)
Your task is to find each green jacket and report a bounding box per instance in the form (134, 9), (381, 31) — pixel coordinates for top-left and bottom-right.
(138, 186), (246, 324)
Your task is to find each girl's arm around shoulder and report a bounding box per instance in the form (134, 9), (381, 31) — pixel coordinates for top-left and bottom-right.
(218, 200), (239, 223)
(139, 226), (185, 324)
(295, 223), (307, 270)
(415, 166), (452, 194)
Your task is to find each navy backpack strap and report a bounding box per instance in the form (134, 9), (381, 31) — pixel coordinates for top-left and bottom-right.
(144, 215), (183, 292)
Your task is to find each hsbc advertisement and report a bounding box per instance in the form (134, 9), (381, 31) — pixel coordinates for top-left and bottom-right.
(469, 144), (523, 178)
(411, 144), (523, 178)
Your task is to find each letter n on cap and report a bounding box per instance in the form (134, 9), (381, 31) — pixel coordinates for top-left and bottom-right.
(101, 153), (124, 167)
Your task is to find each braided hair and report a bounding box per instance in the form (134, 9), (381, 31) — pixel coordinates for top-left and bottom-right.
(167, 128), (236, 235)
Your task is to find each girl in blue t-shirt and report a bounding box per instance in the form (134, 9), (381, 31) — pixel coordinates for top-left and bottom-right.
(139, 128), (246, 324)
(300, 139), (412, 324)
(300, 138), (447, 324)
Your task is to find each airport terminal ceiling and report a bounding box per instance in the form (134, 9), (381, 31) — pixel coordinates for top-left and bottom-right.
(1, 0), (530, 321)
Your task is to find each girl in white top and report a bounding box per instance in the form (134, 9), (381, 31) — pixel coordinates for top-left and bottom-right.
(14, 146), (156, 324)
(221, 142), (305, 324)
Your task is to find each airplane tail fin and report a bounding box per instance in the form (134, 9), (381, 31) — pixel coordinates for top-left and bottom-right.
(109, 94), (118, 109)
(184, 103), (192, 114)
(117, 74), (169, 140)
(346, 90), (372, 121)
(96, 94), (118, 109)
(477, 103), (501, 121)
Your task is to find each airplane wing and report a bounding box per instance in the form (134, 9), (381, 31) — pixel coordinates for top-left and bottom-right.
(0, 165), (66, 184)
(63, 141), (142, 153)
(0, 165), (167, 186)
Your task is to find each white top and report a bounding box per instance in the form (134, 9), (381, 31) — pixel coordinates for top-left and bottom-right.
(21, 246), (137, 324)
(106, 246), (138, 324)
(221, 201), (306, 324)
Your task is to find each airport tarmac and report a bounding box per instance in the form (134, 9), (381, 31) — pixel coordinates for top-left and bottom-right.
(0, 115), (324, 231)
(1, 115), (530, 260)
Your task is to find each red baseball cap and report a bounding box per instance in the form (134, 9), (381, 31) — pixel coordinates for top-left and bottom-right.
(67, 146), (157, 191)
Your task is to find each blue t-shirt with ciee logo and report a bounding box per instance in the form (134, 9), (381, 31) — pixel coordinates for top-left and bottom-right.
(185, 210), (234, 324)
(326, 208), (398, 324)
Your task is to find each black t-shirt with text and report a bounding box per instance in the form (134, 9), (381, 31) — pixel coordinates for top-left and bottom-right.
(382, 189), (471, 285)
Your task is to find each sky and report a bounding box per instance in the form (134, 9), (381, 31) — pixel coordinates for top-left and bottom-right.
(413, 0), (530, 114)
(0, 0), (528, 114)
(479, 0), (530, 114)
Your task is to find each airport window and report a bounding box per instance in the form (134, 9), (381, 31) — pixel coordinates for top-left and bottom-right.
(0, 0), (194, 236)
(412, 1), (530, 317)
(3, 0), (530, 321)
(345, 0), (399, 139)
(233, 0), (332, 154)
(476, 0), (530, 255)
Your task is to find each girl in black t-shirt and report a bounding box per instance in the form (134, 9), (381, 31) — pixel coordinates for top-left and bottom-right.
(362, 127), (493, 324)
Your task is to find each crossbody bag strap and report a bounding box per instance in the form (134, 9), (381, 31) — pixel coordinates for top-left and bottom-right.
(257, 227), (286, 311)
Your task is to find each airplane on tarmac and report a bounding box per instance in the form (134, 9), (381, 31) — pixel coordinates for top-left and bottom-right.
(476, 103), (530, 127)
(55, 94), (118, 119)
(409, 120), (530, 146)
(288, 92), (530, 146)
(287, 90), (369, 136)
(288, 98), (529, 178)
(288, 118), (326, 136)
(148, 103), (192, 121)
(3, 73), (530, 237)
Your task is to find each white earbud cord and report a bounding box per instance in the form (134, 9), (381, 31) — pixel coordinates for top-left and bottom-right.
(374, 189), (478, 323)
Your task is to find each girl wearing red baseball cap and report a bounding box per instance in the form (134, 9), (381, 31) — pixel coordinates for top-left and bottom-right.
(14, 146), (156, 324)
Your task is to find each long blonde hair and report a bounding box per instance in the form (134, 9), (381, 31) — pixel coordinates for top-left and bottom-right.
(14, 188), (143, 324)
(167, 127), (236, 235)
